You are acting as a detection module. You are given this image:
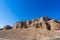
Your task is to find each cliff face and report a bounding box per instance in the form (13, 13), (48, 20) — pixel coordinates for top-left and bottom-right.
(1, 17), (60, 31)
(12, 17), (60, 31)
(0, 17), (60, 40)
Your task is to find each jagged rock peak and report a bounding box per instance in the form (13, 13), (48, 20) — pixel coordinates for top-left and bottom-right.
(39, 16), (51, 22)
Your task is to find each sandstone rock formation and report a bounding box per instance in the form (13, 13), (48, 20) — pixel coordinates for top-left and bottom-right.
(48, 19), (60, 30)
(13, 22), (23, 29)
(3, 25), (12, 30)
(12, 17), (60, 31)
(26, 20), (32, 27)
(0, 28), (3, 30)
(38, 17), (51, 23)
(0, 17), (60, 40)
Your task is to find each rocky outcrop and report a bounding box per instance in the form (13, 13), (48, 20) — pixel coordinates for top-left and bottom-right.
(0, 28), (4, 30)
(1, 17), (60, 31)
(38, 17), (51, 23)
(26, 20), (32, 27)
(0, 17), (60, 40)
(13, 22), (23, 29)
(48, 19), (60, 30)
(12, 17), (60, 31)
(3, 25), (12, 30)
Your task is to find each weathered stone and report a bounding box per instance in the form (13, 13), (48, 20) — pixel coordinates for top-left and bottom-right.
(4, 25), (12, 30)
(26, 20), (32, 25)
(0, 28), (4, 30)
(48, 19), (60, 30)
(41, 21), (47, 30)
(40, 21), (51, 30)
(26, 20), (32, 27)
(1, 16), (60, 40)
(46, 22), (51, 30)
(23, 21), (27, 28)
(38, 17), (51, 23)
(37, 23), (42, 28)
(11, 17), (60, 31)
(32, 19), (38, 22)
(13, 21), (28, 29)
(13, 22), (23, 29)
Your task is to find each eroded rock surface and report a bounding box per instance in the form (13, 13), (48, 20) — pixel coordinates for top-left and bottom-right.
(0, 17), (60, 40)
(3, 25), (12, 30)
(12, 17), (60, 31)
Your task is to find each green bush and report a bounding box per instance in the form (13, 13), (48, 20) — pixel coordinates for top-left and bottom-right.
(53, 38), (60, 40)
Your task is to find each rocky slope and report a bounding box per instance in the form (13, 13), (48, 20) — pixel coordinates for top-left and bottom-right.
(0, 17), (60, 40)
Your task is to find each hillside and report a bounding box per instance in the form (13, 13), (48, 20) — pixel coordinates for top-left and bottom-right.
(0, 17), (60, 40)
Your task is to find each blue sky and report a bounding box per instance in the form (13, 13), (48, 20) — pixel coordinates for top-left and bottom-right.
(0, 0), (60, 28)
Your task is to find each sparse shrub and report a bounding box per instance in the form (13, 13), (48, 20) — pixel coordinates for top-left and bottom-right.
(53, 38), (60, 40)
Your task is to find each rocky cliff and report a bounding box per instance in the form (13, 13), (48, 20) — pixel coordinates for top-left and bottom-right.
(2, 17), (60, 31)
(0, 17), (60, 40)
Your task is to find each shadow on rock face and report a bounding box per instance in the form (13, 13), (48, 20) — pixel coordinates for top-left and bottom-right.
(46, 23), (51, 30)
(4, 25), (12, 30)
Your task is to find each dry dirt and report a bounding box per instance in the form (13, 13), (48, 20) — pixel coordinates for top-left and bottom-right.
(0, 28), (60, 40)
